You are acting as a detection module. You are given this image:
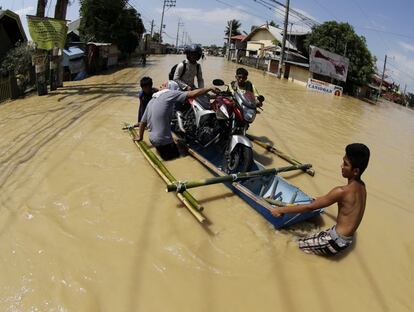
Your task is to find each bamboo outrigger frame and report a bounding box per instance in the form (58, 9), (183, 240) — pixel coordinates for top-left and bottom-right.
(179, 141), (277, 212)
(123, 124), (206, 223)
(246, 134), (316, 176)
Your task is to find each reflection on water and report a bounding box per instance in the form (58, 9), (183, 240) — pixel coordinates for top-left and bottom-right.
(0, 55), (413, 311)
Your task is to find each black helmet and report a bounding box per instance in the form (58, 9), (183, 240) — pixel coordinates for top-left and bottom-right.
(184, 44), (202, 57)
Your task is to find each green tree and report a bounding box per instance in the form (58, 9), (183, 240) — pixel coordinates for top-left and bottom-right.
(79, 0), (145, 55)
(152, 32), (161, 42)
(225, 19), (242, 37)
(305, 21), (375, 92)
(0, 42), (35, 91)
(268, 20), (279, 28)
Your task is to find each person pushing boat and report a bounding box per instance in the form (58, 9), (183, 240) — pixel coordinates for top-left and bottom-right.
(271, 143), (370, 256)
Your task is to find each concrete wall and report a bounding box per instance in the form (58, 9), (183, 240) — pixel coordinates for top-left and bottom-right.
(287, 65), (310, 86)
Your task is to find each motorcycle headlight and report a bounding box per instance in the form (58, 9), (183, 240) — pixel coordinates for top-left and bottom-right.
(242, 106), (256, 123)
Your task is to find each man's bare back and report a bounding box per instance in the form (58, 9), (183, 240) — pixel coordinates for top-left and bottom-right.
(336, 180), (367, 237)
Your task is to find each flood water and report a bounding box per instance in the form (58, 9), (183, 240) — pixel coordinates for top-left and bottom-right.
(0, 55), (413, 311)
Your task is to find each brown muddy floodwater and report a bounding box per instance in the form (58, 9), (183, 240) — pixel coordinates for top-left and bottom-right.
(0, 55), (413, 311)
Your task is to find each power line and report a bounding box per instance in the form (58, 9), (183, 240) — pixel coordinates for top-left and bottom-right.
(387, 61), (414, 82)
(348, 0), (392, 53)
(355, 26), (414, 40)
(263, 0), (319, 27)
(254, 0), (311, 29)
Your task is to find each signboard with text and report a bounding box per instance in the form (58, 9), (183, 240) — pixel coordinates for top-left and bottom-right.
(309, 45), (349, 82)
(307, 78), (343, 96)
(27, 15), (67, 50)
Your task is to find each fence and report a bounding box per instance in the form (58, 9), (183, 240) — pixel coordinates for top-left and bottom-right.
(239, 56), (269, 71)
(0, 77), (11, 103)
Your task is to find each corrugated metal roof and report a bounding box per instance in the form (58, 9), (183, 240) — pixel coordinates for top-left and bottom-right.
(63, 47), (84, 57)
(67, 18), (80, 36)
(231, 35), (246, 41)
(0, 9), (27, 42)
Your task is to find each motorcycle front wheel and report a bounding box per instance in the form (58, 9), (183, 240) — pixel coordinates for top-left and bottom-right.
(223, 144), (253, 173)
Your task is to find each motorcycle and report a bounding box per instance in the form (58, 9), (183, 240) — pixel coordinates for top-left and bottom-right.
(172, 79), (264, 173)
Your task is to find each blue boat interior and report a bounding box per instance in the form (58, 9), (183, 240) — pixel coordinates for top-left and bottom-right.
(188, 142), (323, 229)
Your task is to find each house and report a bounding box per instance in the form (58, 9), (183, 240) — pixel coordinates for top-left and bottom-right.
(0, 9), (27, 61)
(86, 42), (119, 74)
(228, 35), (247, 61)
(0, 9), (28, 102)
(63, 46), (85, 81)
(242, 24), (311, 84)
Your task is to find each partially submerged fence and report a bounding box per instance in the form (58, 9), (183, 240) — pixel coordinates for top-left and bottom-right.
(0, 77), (11, 103)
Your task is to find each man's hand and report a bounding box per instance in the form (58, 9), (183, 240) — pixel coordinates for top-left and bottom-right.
(186, 86), (193, 91)
(209, 87), (221, 94)
(270, 207), (284, 217)
(133, 135), (142, 142)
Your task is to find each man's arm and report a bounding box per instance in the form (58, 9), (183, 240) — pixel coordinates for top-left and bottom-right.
(186, 86), (220, 98)
(271, 186), (344, 217)
(252, 83), (264, 107)
(173, 63), (190, 90)
(134, 121), (147, 141)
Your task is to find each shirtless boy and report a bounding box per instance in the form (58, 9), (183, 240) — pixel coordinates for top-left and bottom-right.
(271, 143), (370, 256)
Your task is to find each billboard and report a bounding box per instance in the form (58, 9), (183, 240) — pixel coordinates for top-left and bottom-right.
(309, 45), (349, 82)
(307, 78), (343, 96)
(27, 15), (67, 50)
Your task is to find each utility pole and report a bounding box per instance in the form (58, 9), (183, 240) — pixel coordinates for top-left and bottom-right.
(51, 0), (68, 90)
(34, 0), (48, 96)
(403, 84), (407, 107)
(159, 0), (176, 43)
(150, 19), (154, 37)
(176, 19), (184, 53)
(181, 29), (185, 46)
(277, 0), (290, 78)
(377, 54), (387, 102)
(36, 0), (47, 18)
(227, 20), (233, 61)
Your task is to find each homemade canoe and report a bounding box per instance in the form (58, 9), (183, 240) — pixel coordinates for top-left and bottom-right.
(183, 142), (323, 229)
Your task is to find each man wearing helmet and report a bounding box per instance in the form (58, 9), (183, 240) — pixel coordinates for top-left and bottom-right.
(173, 44), (205, 91)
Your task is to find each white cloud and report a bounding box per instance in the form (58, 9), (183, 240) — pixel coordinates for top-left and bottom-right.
(385, 50), (414, 92)
(165, 7), (251, 24)
(399, 41), (414, 53)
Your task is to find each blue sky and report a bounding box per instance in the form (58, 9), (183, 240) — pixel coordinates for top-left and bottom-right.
(3, 0), (414, 92)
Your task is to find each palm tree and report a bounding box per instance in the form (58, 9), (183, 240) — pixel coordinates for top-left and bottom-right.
(225, 19), (242, 37)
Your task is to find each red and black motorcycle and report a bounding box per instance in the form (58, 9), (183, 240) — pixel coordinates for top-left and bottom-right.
(173, 79), (263, 173)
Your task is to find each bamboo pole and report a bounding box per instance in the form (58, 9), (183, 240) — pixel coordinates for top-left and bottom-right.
(124, 124), (205, 223)
(264, 198), (289, 206)
(246, 135), (315, 176)
(167, 164), (312, 193)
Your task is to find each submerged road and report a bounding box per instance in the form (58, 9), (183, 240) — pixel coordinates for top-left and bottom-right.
(0, 55), (413, 311)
